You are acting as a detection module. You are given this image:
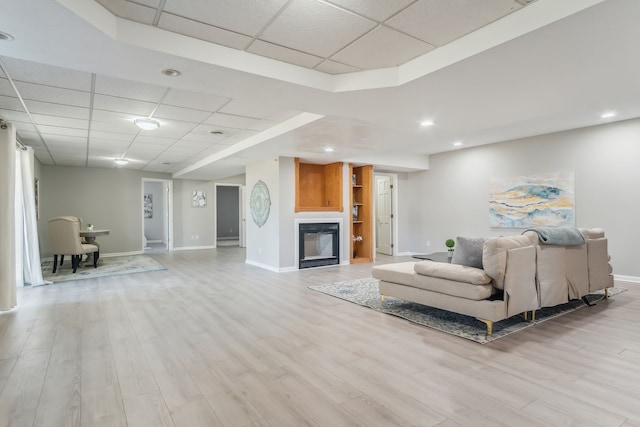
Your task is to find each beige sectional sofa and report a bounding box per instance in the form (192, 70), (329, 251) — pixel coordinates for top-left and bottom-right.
(372, 228), (613, 335)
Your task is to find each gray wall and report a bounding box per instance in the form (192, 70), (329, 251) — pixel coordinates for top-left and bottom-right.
(39, 166), (170, 256)
(143, 181), (164, 241)
(172, 179), (215, 248)
(406, 117), (640, 277)
(216, 185), (239, 239)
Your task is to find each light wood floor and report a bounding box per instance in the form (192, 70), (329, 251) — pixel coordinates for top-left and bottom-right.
(1, 248), (639, 427)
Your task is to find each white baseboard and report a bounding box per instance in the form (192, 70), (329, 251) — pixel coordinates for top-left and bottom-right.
(147, 239), (163, 244)
(245, 259), (280, 272)
(173, 245), (217, 251)
(614, 274), (640, 284)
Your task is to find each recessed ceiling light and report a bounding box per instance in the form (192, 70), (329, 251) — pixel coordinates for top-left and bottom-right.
(0, 31), (14, 41)
(324, 147), (334, 152)
(420, 120), (435, 127)
(210, 130), (225, 135)
(161, 68), (181, 77)
(134, 118), (160, 130)
(114, 158), (129, 165)
(601, 112), (616, 119)
(453, 141), (463, 147)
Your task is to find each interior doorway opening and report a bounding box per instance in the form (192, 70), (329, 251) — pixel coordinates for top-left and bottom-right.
(215, 183), (246, 248)
(142, 178), (173, 253)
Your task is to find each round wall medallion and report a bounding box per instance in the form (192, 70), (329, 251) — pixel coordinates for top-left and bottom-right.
(250, 180), (271, 227)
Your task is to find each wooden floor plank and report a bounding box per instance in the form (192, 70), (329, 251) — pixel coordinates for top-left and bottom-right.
(1, 248), (638, 426)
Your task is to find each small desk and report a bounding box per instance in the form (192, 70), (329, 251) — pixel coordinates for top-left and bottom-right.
(80, 229), (110, 244)
(412, 251), (451, 263)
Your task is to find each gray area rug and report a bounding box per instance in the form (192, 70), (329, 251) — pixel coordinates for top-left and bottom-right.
(41, 255), (166, 283)
(309, 278), (625, 344)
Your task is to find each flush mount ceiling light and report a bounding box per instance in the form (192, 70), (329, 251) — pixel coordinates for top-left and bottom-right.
(420, 120), (435, 127)
(114, 158), (129, 165)
(134, 118), (160, 130)
(601, 112), (616, 119)
(453, 141), (463, 147)
(0, 31), (14, 41)
(161, 68), (181, 77)
(324, 147), (335, 152)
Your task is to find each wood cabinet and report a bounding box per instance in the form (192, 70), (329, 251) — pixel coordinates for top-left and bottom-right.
(350, 164), (373, 263)
(295, 158), (343, 212)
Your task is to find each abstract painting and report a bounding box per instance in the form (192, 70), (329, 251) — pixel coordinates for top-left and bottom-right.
(192, 190), (207, 207)
(144, 193), (153, 218)
(489, 172), (575, 228)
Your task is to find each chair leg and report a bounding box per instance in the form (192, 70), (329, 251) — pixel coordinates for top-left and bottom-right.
(72, 255), (79, 273)
(60, 255), (64, 266)
(93, 251), (99, 268)
(53, 254), (58, 273)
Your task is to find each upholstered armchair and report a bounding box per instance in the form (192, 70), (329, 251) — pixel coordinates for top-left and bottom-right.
(47, 216), (99, 273)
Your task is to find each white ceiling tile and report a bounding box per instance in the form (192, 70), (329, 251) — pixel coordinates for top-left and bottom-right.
(96, 0), (156, 24)
(0, 110), (30, 122)
(247, 40), (323, 69)
(172, 140), (212, 150)
(1, 57), (92, 91)
(188, 123), (240, 137)
(43, 135), (88, 146)
(31, 114), (89, 129)
(315, 59), (360, 74)
(94, 75), (166, 102)
(24, 100), (89, 120)
(204, 113), (258, 129)
(0, 95), (26, 112)
(260, 0), (376, 57)
(34, 152), (54, 165)
(37, 126), (88, 137)
(0, 78), (15, 96)
(326, 0), (415, 22)
(386, 0), (522, 46)
(219, 99), (296, 120)
(163, 0), (289, 36)
(332, 26), (435, 69)
(153, 104), (212, 123)
(227, 130), (258, 140)
(145, 120), (196, 139)
(246, 119), (278, 132)
(133, 135), (177, 146)
(90, 138), (131, 151)
(128, 0), (160, 8)
(90, 147), (131, 158)
(54, 158), (87, 167)
(162, 89), (229, 112)
(16, 131), (42, 144)
(161, 145), (203, 156)
(90, 119), (139, 134)
(90, 130), (136, 142)
(125, 143), (167, 157)
(12, 122), (37, 132)
(154, 151), (190, 162)
(158, 13), (252, 49)
(93, 94), (156, 116)
(180, 132), (229, 144)
(87, 157), (120, 168)
(15, 81), (90, 107)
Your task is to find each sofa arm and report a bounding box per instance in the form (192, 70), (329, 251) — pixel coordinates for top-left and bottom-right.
(414, 260), (491, 285)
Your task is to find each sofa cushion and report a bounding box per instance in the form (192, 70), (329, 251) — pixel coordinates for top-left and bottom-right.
(483, 235), (532, 290)
(414, 260), (491, 285)
(451, 237), (485, 268)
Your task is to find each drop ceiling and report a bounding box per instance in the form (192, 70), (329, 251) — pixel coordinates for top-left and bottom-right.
(1, 0), (639, 180)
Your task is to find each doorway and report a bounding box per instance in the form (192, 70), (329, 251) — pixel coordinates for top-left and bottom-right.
(214, 183), (246, 248)
(142, 178), (173, 252)
(374, 173), (398, 256)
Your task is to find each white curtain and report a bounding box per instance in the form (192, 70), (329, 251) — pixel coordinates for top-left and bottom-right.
(0, 122), (17, 311)
(18, 146), (47, 287)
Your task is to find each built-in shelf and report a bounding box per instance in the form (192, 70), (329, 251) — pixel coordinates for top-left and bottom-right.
(350, 164), (373, 263)
(294, 158), (343, 212)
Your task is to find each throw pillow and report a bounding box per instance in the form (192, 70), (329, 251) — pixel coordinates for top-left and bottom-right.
(451, 237), (486, 269)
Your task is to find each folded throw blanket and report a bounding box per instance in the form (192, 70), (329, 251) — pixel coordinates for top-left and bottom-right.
(523, 226), (585, 246)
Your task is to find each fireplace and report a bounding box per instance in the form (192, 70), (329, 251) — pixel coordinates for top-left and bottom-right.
(299, 222), (339, 269)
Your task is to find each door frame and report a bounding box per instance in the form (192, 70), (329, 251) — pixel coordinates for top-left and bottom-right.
(141, 178), (174, 251)
(373, 172), (399, 257)
(214, 183), (245, 248)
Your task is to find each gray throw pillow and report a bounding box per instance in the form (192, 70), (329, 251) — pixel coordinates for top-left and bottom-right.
(451, 237), (486, 269)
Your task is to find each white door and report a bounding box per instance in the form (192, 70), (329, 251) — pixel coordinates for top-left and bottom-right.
(376, 175), (393, 255)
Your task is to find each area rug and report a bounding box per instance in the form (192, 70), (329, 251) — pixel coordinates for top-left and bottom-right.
(309, 278), (626, 344)
(41, 255), (166, 283)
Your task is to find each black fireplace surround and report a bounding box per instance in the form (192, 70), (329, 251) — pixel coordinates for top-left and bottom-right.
(299, 222), (339, 269)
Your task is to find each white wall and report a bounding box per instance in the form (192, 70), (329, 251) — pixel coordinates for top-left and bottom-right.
(407, 117), (640, 277)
